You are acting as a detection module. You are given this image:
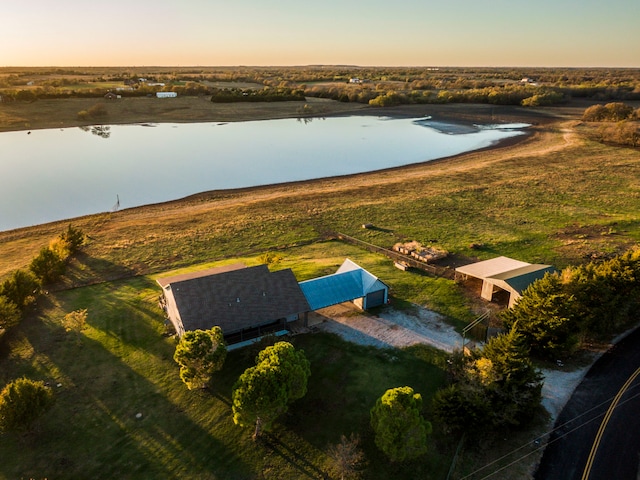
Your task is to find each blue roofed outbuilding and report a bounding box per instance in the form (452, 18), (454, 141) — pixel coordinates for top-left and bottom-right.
(299, 259), (389, 311)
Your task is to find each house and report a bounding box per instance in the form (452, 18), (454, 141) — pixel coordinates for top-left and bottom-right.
(455, 256), (555, 308)
(157, 263), (310, 346)
(157, 259), (390, 347)
(104, 92), (119, 100)
(156, 91), (177, 98)
(299, 259), (389, 311)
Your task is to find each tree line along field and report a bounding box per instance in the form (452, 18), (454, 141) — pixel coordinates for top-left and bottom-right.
(1, 66), (639, 107)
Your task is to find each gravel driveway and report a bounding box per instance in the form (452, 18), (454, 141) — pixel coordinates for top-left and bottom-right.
(309, 303), (462, 352)
(308, 302), (590, 422)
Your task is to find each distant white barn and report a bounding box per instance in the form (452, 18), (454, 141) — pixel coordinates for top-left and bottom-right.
(156, 92), (177, 98)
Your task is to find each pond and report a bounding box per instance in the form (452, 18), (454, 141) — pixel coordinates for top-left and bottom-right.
(0, 116), (528, 232)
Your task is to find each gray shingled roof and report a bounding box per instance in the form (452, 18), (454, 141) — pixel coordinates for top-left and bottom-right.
(156, 263), (246, 288)
(161, 265), (310, 335)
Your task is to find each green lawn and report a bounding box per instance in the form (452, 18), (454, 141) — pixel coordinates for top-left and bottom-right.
(0, 252), (452, 479)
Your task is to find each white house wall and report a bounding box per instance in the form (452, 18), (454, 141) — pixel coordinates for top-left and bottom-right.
(163, 287), (185, 336)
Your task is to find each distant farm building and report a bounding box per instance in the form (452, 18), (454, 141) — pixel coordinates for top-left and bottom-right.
(157, 259), (389, 347)
(455, 256), (555, 308)
(104, 92), (120, 100)
(156, 91), (177, 98)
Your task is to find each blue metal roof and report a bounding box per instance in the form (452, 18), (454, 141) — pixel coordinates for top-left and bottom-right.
(299, 259), (388, 311)
(300, 270), (364, 311)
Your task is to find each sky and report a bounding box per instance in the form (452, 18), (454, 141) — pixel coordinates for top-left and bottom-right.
(2, 0), (639, 67)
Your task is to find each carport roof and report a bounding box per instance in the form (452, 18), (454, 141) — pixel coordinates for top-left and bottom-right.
(455, 256), (554, 294)
(455, 256), (530, 279)
(499, 265), (556, 294)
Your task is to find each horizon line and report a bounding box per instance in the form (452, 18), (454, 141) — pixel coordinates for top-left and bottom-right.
(2, 64), (640, 70)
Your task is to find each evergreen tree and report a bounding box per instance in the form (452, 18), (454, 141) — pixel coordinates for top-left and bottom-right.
(232, 362), (289, 439)
(434, 328), (543, 433)
(30, 246), (66, 284)
(502, 273), (580, 358)
(480, 328), (544, 428)
(0, 269), (40, 309)
(0, 378), (55, 433)
(174, 327), (227, 390)
(58, 224), (85, 254)
(370, 386), (431, 462)
(232, 341), (310, 439)
(255, 341), (310, 401)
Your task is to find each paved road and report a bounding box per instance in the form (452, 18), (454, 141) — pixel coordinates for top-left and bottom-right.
(535, 327), (640, 480)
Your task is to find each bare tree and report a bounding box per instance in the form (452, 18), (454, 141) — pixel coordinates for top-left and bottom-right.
(327, 433), (366, 480)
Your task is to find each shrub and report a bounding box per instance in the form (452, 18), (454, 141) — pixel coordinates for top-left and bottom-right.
(87, 103), (108, 118)
(0, 296), (21, 332)
(62, 309), (88, 333)
(0, 378), (55, 433)
(30, 246), (66, 285)
(0, 270), (40, 309)
(583, 102), (635, 122)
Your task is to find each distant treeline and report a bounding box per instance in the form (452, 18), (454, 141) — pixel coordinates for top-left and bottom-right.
(209, 87), (305, 103)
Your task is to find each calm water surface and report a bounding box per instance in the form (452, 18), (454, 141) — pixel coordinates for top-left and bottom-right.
(0, 116), (528, 231)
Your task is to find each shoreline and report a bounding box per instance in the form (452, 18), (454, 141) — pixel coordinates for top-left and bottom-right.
(0, 118), (537, 235)
(0, 101), (563, 235)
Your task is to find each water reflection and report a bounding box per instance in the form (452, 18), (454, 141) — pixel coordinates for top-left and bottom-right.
(296, 116), (326, 125)
(79, 125), (111, 139)
(1, 116), (528, 231)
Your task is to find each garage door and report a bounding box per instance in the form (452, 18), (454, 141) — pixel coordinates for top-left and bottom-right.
(366, 289), (386, 308)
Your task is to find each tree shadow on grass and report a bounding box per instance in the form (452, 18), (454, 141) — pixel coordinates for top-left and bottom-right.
(55, 275), (174, 363)
(58, 251), (139, 289)
(262, 433), (328, 479)
(0, 299), (250, 480)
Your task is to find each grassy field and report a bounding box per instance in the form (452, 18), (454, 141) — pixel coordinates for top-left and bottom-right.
(0, 255), (452, 479)
(0, 100), (639, 478)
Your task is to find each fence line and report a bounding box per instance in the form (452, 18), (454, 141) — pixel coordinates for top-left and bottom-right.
(334, 232), (450, 277)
